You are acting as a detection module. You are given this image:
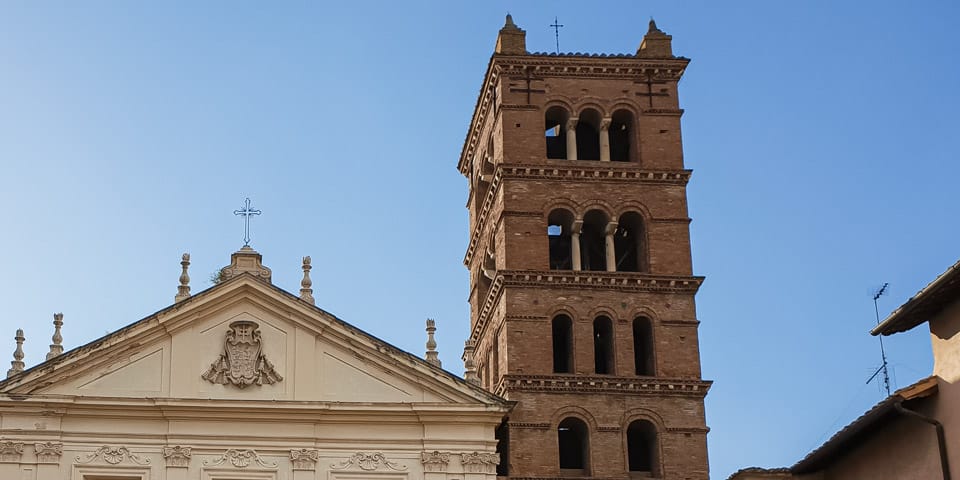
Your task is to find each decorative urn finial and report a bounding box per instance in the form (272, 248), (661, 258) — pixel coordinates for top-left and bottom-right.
(46, 313), (64, 360)
(175, 253), (191, 302)
(300, 256), (315, 304)
(7, 329), (25, 377)
(425, 319), (441, 367)
(462, 340), (479, 385)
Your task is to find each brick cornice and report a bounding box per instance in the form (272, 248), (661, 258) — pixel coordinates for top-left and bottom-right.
(496, 374), (711, 398)
(469, 271), (703, 344)
(463, 165), (692, 265)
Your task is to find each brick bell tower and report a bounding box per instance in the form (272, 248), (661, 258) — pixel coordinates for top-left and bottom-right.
(457, 16), (710, 480)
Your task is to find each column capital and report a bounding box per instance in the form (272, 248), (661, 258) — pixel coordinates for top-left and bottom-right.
(600, 117), (612, 131)
(605, 222), (619, 235)
(565, 117), (579, 131)
(571, 220), (584, 234)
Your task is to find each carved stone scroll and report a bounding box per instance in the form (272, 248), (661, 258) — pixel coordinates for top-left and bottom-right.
(290, 448), (319, 470)
(460, 452), (499, 474)
(162, 446), (192, 468)
(0, 441), (24, 463)
(201, 321), (282, 388)
(203, 449), (277, 469)
(331, 452), (407, 471)
(420, 451), (450, 472)
(34, 442), (63, 464)
(75, 446), (150, 465)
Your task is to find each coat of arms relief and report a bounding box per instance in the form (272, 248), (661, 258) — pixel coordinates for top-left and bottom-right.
(202, 320), (282, 387)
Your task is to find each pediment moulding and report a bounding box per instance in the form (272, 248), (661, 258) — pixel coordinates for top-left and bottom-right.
(496, 374), (711, 398)
(469, 272), (703, 343)
(75, 445), (150, 465)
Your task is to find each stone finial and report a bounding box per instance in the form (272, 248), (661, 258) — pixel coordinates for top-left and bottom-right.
(7, 329), (25, 378)
(175, 253), (191, 303)
(637, 17), (673, 58)
(300, 256), (315, 304)
(46, 313), (63, 360)
(425, 319), (441, 367)
(219, 246), (272, 284)
(462, 340), (479, 385)
(495, 13), (526, 55)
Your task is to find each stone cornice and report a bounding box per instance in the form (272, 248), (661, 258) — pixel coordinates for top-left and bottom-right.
(469, 271), (703, 343)
(495, 374), (711, 398)
(463, 165), (692, 265)
(458, 55), (689, 174)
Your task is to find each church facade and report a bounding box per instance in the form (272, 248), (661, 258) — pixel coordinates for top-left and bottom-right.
(460, 16), (710, 480)
(0, 16), (711, 480)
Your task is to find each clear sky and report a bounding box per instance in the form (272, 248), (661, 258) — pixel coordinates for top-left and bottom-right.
(1, 1), (958, 478)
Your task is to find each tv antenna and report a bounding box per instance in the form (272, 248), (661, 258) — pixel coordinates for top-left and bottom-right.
(865, 283), (892, 396)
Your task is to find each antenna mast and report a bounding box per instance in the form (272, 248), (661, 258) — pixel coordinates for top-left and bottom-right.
(865, 283), (892, 396)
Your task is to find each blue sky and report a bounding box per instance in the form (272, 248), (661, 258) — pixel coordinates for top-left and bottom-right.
(1, 2), (958, 478)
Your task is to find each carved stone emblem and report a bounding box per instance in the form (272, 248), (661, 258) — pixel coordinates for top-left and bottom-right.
(420, 451), (450, 472)
(202, 321), (282, 388)
(76, 446), (150, 465)
(460, 452), (498, 473)
(331, 452), (407, 471)
(203, 449), (277, 469)
(0, 441), (24, 463)
(34, 442), (63, 464)
(162, 446), (192, 468)
(290, 449), (319, 470)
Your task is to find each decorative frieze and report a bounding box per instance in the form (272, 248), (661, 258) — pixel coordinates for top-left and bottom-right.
(499, 374), (711, 397)
(460, 452), (499, 474)
(34, 442), (63, 464)
(0, 441), (24, 463)
(162, 446), (191, 468)
(420, 451), (450, 472)
(75, 445), (150, 465)
(290, 449), (319, 471)
(507, 422), (551, 430)
(331, 452), (407, 471)
(203, 449), (277, 469)
(201, 320), (283, 388)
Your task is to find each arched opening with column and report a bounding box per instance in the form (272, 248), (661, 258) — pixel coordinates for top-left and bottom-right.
(576, 108), (602, 161)
(545, 106), (570, 159)
(614, 211), (646, 272)
(610, 109), (634, 162)
(558, 417), (590, 474)
(552, 314), (574, 373)
(547, 208), (575, 270)
(626, 420), (659, 476)
(593, 316), (614, 374)
(632, 316), (654, 376)
(580, 209), (608, 271)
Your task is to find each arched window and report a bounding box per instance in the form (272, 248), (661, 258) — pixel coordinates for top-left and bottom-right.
(633, 317), (654, 376)
(593, 316), (614, 375)
(576, 109), (602, 160)
(545, 106), (570, 159)
(548, 209), (575, 270)
(581, 210), (608, 271)
(610, 109), (634, 162)
(627, 420), (658, 475)
(614, 212), (645, 272)
(558, 417), (590, 473)
(552, 315), (574, 373)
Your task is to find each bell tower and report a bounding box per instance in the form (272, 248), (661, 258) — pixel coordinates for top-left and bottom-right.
(458, 16), (710, 480)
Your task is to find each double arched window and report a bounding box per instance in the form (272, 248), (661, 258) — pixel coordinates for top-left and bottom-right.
(554, 416), (660, 476)
(544, 106), (636, 162)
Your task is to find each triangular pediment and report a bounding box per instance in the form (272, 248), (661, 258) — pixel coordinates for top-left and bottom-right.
(1, 274), (503, 408)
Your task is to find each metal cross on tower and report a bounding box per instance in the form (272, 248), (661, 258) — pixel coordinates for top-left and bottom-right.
(550, 17), (563, 54)
(233, 197), (262, 246)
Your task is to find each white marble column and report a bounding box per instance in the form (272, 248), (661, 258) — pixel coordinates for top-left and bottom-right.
(599, 117), (612, 161)
(605, 222), (619, 272)
(571, 220), (583, 271)
(565, 117), (578, 160)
